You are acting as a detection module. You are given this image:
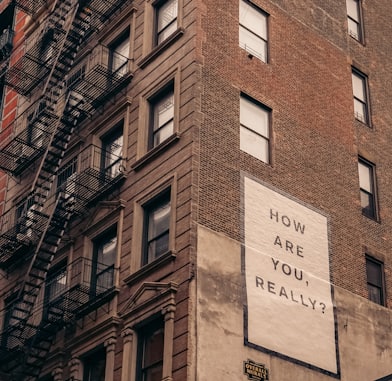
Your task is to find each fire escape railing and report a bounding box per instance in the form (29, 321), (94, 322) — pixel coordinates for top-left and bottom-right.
(13, 0), (49, 16)
(0, 198), (49, 269)
(43, 257), (117, 323)
(0, 256), (117, 370)
(66, 44), (132, 113)
(0, 0), (130, 378)
(0, 48), (130, 177)
(0, 96), (58, 176)
(5, 22), (67, 96)
(7, 0), (131, 97)
(57, 143), (126, 212)
(0, 143), (125, 270)
(79, 0), (124, 32)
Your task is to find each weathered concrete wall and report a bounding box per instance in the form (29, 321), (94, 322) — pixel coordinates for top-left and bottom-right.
(197, 225), (392, 381)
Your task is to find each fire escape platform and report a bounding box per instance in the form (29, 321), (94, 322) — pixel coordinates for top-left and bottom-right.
(0, 210), (49, 270)
(6, 27), (66, 96)
(73, 167), (126, 208)
(13, 0), (49, 16)
(68, 64), (132, 112)
(0, 0), (129, 378)
(0, 105), (58, 176)
(0, 258), (117, 369)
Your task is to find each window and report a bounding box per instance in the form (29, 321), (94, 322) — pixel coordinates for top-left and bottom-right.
(240, 95), (270, 163)
(155, 0), (178, 45)
(83, 347), (106, 381)
(109, 30), (130, 76)
(57, 156), (78, 202)
(1, 292), (23, 348)
(101, 125), (123, 179)
(120, 283), (177, 381)
(15, 196), (35, 240)
(358, 158), (377, 219)
(43, 262), (67, 321)
(352, 69), (370, 125)
(239, 0), (268, 62)
(148, 85), (174, 149)
(0, 3), (15, 61)
(142, 190), (171, 266)
(91, 227), (117, 295)
(27, 110), (46, 150)
(366, 256), (385, 306)
(136, 318), (164, 381)
(346, 0), (363, 42)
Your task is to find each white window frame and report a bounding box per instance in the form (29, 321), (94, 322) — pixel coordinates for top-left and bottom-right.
(358, 157), (377, 220)
(239, 0), (268, 62)
(352, 69), (370, 125)
(346, 0), (363, 42)
(156, 0), (178, 45)
(240, 94), (271, 163)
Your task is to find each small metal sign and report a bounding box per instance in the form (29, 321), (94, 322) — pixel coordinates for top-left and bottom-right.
(243, 359), (269, 381)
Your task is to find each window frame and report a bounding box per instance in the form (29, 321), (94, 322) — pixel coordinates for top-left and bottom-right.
(346, 0), (364, 43)
(133, 71), (180, 168)
(135, 317), (165, 381)
(1, 292), (17, 345)
(56, 155), (78, 202)
(100, 122), (124, 179)
(139, 0), (184, 67)
(148, 82), (175, 150)
(108, 29), (130, 76)
(358, 157), (378, 220)
(82, 346), (107, 381)
(129, 175), (177, 279)
(240, 93), (271, 164)
(90, 225), (118, 297)
(352, 68), (371, 126)
(15, 195), (36, 240)
(142, 189), (171, 266)
(239, 0), (269, 62)
(154, 0), (179, 46)
(0, 2), (16, 62)
(119, 282), (178, 381)
(43, 260), (68, 321)
(365, 255), (385, 306)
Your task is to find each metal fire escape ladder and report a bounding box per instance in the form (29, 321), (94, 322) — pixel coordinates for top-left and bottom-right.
(9, 0), (82, 263)
(1, 2), (92, 379)
(10, 194), (74, 381)
(7, 0), (80, 321)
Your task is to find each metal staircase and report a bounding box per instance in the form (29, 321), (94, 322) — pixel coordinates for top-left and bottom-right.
(0, 1), (87, 378)
(3, 195), (74, 381)
(0, 0), (130, 379)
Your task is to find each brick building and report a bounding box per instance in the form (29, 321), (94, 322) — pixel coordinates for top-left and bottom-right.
(0, 0), (391, 380)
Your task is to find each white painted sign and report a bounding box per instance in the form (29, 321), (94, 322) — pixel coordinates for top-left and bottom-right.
(243, 176), (338, 374)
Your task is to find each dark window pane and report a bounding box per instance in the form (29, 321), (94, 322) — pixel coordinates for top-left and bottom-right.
(92, 228), (117, 293)
(368, 284), (382, 305)
(366, 257), (384, 306)
(156, 0), (178, 44)
(144, 192), (171, 264)
(138, 319), (164, 381)
(83, 348), (106, 381)
(101, 125), (123, 179)
(150, 90), (174, 149)
(360, 190), (374, 218)
(109, 31), (129, 74)
(358, 159), (376, 219)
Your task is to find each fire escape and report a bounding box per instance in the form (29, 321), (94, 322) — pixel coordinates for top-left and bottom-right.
(0, 0), (131, 380)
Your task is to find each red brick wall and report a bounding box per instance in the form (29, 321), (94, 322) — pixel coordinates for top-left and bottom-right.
(198, 0), (392, 304)
(0, 1), (27, 215)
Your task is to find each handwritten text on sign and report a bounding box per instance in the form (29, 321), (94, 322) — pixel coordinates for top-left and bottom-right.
(243, 176), (337, 374)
